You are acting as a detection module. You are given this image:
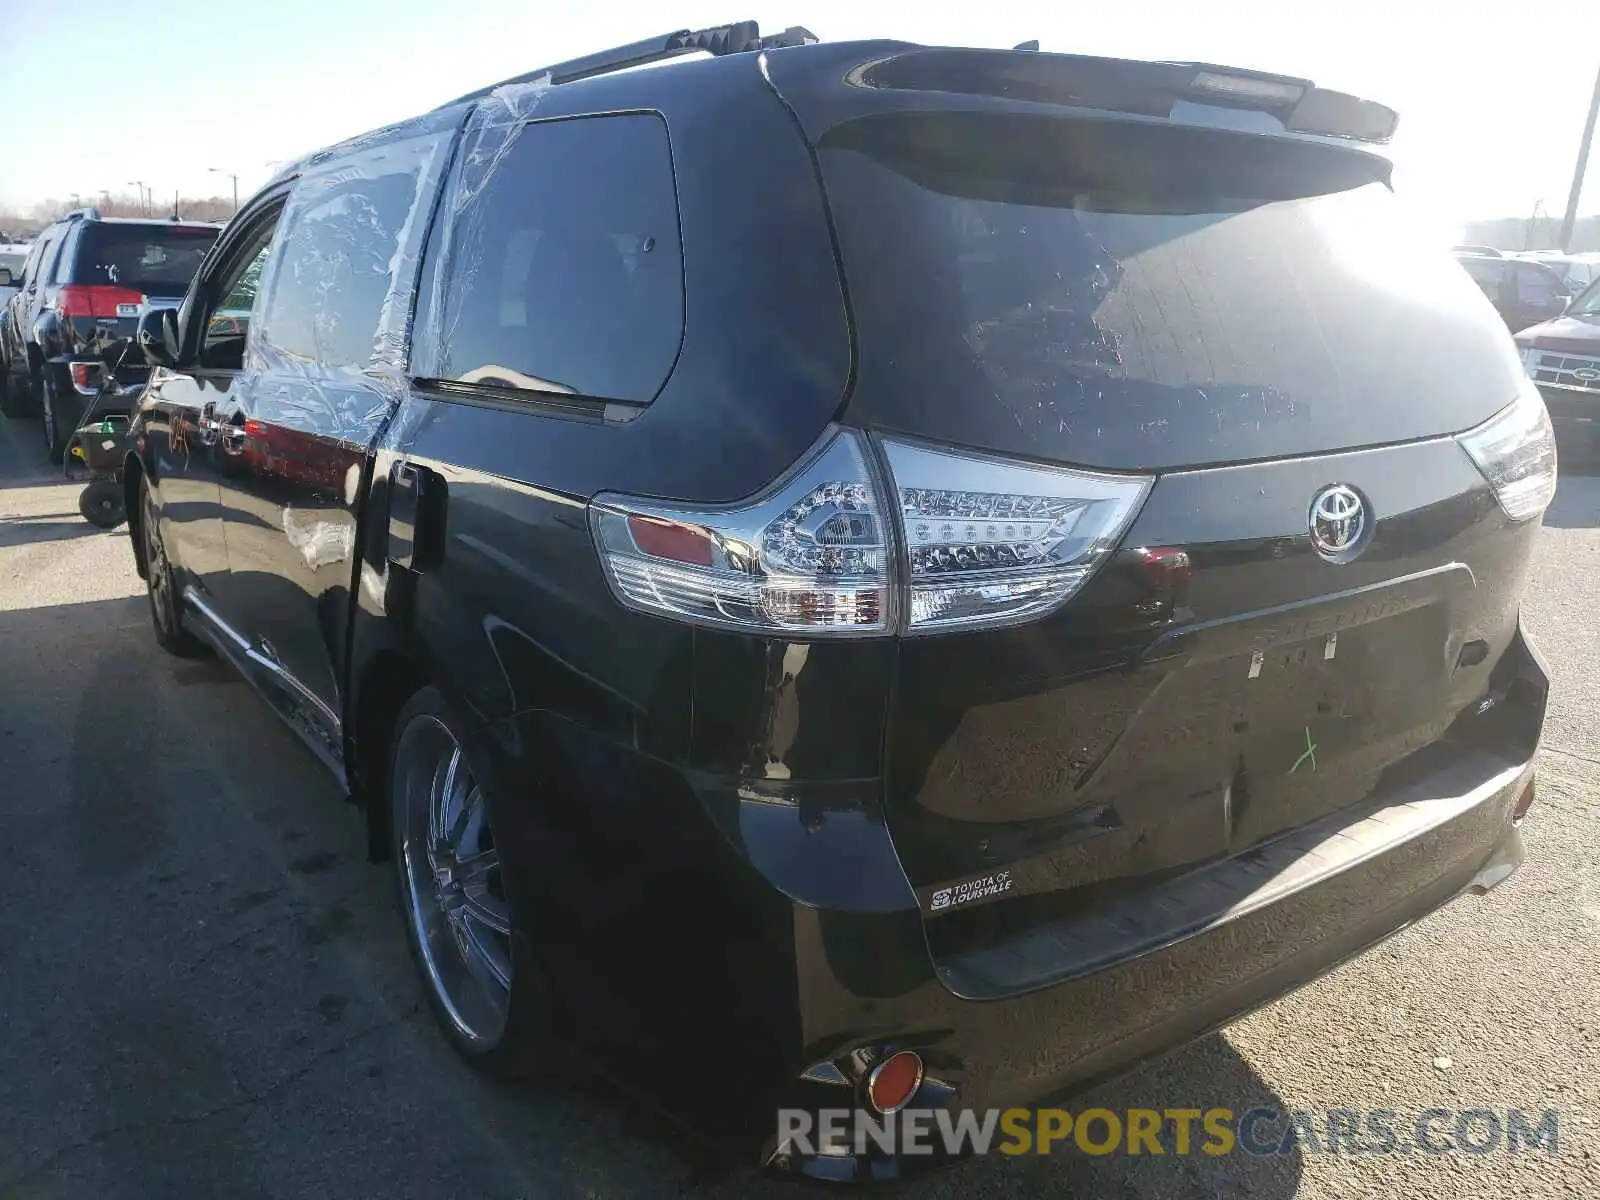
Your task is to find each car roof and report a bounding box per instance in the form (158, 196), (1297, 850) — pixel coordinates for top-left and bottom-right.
(262, 27), (1400, 190)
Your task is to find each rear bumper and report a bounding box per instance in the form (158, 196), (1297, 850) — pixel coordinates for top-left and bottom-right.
(773, 757), (1529, 1176)
(769, 627), (1547, 1178)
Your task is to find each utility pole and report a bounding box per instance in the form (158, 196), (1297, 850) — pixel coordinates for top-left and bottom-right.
(1559, 60), (1600, 251)
(127, 181), (150, 217)
(209, 168), (240, 214)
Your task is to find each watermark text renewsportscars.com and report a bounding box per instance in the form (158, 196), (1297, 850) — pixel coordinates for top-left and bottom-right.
(777, 1106), (1563, 1158)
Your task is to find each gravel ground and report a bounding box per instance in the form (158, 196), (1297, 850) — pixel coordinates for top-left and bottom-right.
(0, 412), (1593, 1199)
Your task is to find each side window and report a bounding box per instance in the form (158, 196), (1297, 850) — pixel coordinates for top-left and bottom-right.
(43, 230), (71, 284)
(425, 113), (684, 403)
(19, 238), (45, 286)
(23, 235), (55, 290)
(1516, 263), (1563, 306)
(201, 223), (279, 371)
(1460, 259), (1502, 295)
(254, 143), (438, 372)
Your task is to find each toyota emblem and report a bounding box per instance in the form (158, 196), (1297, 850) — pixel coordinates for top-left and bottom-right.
(1309, 484), (1368, 561)
(1573, 367), (1600, 383)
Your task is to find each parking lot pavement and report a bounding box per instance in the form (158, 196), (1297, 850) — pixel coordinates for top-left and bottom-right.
(0, 410), (1594, 1200)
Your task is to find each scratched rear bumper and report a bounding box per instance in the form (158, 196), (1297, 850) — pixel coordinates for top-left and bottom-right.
(770, 625), (1546, 1178)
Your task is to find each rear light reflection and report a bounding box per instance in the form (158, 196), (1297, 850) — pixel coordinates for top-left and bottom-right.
(1512, 776), (1536, 822)
(1132, 545), (1192, 588)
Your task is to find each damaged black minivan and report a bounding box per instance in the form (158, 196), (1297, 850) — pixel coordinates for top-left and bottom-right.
(125, 23), (1553, 1180)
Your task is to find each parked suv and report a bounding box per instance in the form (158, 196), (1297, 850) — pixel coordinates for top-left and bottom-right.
(1454, 251), (1574, 333)
(124, 24), (1552, 1179)
(1516, 277), (1600, 461)
(0, 209), (218, 459)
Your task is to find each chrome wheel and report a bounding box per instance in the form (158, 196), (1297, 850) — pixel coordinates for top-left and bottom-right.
(143, 486), (175, 632)
(395, 714), (512, 1045)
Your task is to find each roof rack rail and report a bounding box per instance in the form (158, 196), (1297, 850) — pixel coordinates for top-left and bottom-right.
(436, 20), (819, 109)
(60, 206), (101, 223)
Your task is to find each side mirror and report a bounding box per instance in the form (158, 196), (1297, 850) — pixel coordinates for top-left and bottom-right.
(0, 268), (12, 287)
(137, 306), (182, 369)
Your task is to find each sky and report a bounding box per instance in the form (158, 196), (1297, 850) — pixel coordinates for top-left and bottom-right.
(2, 0), (1599, 239)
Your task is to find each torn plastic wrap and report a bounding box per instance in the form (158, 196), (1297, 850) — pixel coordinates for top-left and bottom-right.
(231, 124), (461, 590)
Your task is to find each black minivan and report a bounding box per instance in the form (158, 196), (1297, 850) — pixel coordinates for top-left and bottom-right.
(125, 24), (1553, 1178)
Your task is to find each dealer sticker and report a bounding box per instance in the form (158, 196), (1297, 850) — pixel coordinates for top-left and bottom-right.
(929, 869), (1013, 912)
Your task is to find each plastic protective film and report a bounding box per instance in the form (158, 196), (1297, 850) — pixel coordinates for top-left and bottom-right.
(408, 77), (553, 393)
(242, 127), (456, 452)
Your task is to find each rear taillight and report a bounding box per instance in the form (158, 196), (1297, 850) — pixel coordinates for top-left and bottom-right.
(590, 430), (892, 634)
(68, 363), (101, 394)
(590, 428), (1152, 636)
(880, 436), (1151, 633)
(1457, 377), (1558, 522)
(57, 284), (144, 320)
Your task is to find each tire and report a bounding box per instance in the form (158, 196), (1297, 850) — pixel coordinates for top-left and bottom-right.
(389, 686), (553, 1076)
(41, 371), (69, 464)
(79, 480), (127, 529)
(139, 478), (206, 657)
(0, 367), (35, 418)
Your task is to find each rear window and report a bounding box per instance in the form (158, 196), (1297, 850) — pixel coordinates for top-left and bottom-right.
(821, 113), (1520, 471)
(418, 113), (684, 404)
(72, 223), (218, 294)
(1460, 258), (1505, 291)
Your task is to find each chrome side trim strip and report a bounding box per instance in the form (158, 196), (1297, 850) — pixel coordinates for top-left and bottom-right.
(181, 586), (343, 736)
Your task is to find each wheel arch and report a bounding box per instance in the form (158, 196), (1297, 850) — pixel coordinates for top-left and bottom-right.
(345, 645), (433, 861)
(124, 452), (149, 579)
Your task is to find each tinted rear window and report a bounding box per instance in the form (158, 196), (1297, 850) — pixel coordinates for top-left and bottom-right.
(822, 113), (1520, 471)
(72, 223), (218, 293)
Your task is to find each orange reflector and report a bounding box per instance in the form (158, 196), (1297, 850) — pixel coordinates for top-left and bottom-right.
(865, 1050), (924, 1115)
(1513, 776), (1536, 822)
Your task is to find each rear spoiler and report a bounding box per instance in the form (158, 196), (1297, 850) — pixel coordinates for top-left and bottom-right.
(846, 48), (1400, 145)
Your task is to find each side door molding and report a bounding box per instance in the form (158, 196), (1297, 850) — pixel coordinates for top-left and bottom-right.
(182, 585), (346, 776)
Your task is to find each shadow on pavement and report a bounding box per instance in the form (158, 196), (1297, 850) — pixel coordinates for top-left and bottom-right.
(1542, 472), (1600, 529)
(0, 514), (114, 548)
(0, 593), (1302, 1200)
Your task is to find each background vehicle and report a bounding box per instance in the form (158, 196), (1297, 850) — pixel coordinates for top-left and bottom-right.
(0, 243), (26, 300)
(125, 23), (1552, 1179)
(1516, 277), (1600, 462)
(1455, 251), (1573, 331)
(1514, 250), (1600, 295)
(0, 209), (218, 458)
(0, 243), (30, 394)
